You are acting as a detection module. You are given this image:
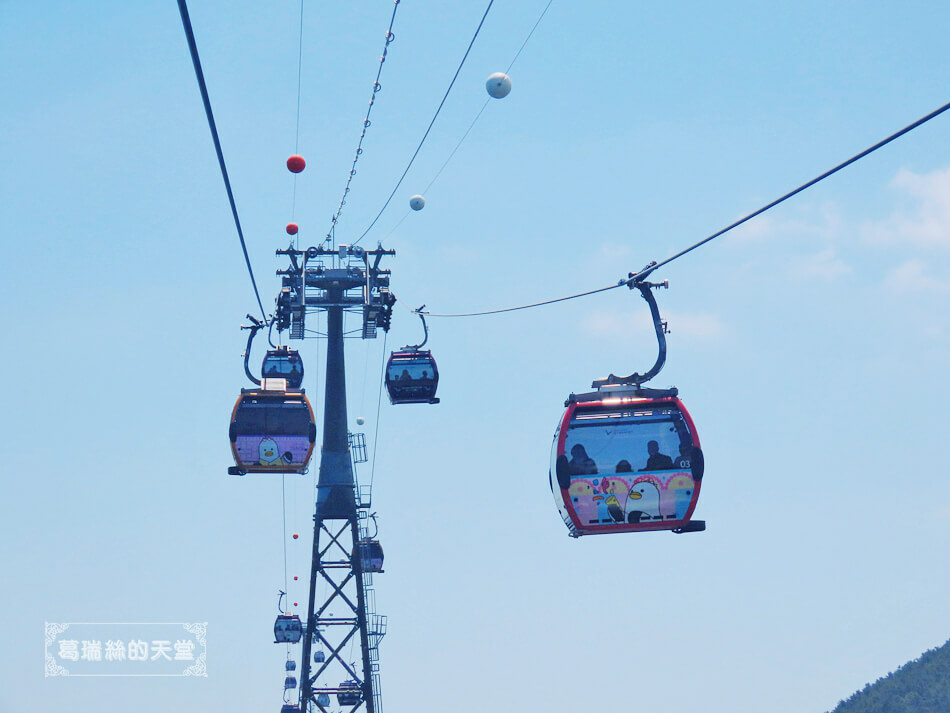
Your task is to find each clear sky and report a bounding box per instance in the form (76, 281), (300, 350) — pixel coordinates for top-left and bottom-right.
(2, 2), (949, 712)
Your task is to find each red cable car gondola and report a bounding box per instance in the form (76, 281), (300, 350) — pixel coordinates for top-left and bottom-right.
(550, 277), (705, 536)
(551, 387), (704, 535)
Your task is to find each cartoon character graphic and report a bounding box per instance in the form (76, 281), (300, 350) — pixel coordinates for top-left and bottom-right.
(667, 473), (695, 519)
(625, 477), (662, 523)
(601, 477), (629, 522)
(259, 438), (293, 466)
(605, 495), (624, 523)
(568, 478), (598, 525)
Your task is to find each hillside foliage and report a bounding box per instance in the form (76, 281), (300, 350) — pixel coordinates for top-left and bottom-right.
(827, 639), (950, 713)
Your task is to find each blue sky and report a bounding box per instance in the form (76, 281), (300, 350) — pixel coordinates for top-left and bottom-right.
(2, 2), (949, 712)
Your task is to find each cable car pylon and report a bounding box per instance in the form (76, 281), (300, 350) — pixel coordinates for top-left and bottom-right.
(272, 244), (394, 713)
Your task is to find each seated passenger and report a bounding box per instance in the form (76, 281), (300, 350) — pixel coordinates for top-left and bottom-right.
(643, 440), (675, 470)
(568, 444), (598, 475)
(616, 460), (633, 473)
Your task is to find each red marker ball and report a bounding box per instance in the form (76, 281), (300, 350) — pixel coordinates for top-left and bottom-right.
(286, 155), (306, 173)
(293, 575), (298, 581)
(292, 533), (299, 539)
(293, 602), (298, 607)
(286, 222), (299, 235)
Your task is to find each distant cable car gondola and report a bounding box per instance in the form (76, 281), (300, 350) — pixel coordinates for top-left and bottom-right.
(314, 650), (326, 664)
(274, 592), (304, 643)
(285, 659), (296, 671)
(274, 614), (303, 644)
(385, 310), (439, 404)
(337, 680), (362, 706)
(317, 693), (331, 707)
(359, 539), (384, 573)
(262, 345), (305, 389)
(284, 675), (297, 690)
(281, 705), (300, 713)
(550, 276), (706, 537)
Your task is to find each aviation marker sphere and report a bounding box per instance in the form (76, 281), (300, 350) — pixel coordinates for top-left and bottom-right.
(293, 602), (298, 607)
(486, 72), (511, 99)
(409, 195), (425, 211)
(286, 154), (306, 173)
(356, 417), (365, 426)
(293, 575), (298, 581)
(292, 533), (299, 540)
(286, 222), (299, 235)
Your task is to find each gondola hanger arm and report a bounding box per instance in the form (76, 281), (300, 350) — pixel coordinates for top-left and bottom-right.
(596, 273), (670, 390)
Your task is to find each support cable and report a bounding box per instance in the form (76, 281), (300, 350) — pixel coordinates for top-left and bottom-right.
(291, 0), (306, 250)
(176, 0), (268, 322)
(282, 474), (289, 601)
(382, 0), (554, 241)
(418, 98), (950, 317)
(353, 0), (496, 245)
(326, 0), (402, 244)
(369, 331), (387, 490)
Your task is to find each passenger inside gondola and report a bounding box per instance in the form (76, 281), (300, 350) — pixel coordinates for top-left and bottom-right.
(568, 444), (598, 474)
(643, 440), (675, 470)
(616, 459), (632, 473)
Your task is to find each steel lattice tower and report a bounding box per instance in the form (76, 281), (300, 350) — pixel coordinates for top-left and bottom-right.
(275, 245), (394, 713)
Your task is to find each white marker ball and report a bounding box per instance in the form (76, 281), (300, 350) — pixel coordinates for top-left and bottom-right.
(486, 72), (511, 99)
(356, 417), (365, 426)
(409, 194), (425, 211)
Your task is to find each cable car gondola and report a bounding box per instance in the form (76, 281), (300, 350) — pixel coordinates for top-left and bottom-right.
(317, 693), (331, 707)
(359, 539), (384, 573)
(274, 613), (303, 644)
(284, 675), (298, 690)
(337, 680), (362, 706)
(550, 277), (705, 537)
(229, 321), (315, 475)
(229, 385), (316, 475)
(262, 345), (305, 389)
(281, 705), (301, 713)
(274, 591), (304, 643)
(385, 310), (440, 404)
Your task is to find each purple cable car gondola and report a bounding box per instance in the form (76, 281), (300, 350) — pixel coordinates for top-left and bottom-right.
(229, 384), (316, 475)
